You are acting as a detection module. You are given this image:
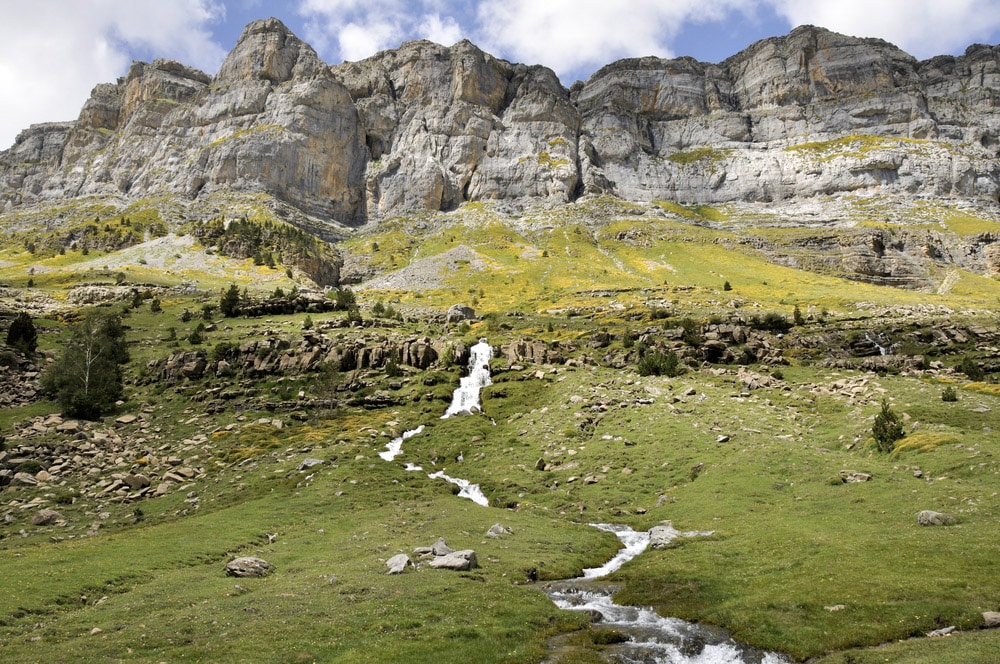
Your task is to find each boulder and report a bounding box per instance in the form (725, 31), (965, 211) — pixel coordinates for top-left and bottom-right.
(917, 510), (954, 526)
(649, 522), (683, 549)
(31, 508), (64, 526)
(486, 523), (512, 539)
(431, 537), (453, 556)
(124, 474), (150, 490)
(983, 611), (1000, 628)
(385, 554), (412, 575)
(428, 550), (478, 571)
(446, 305), (476, 323)
(224, 556), (273, 577)
(13, 472), (37, 486)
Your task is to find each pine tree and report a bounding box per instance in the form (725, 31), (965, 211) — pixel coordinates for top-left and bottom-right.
(220, 284), (241, 317)
(6, 312), (37, 355)
(872, 399), (904, 453)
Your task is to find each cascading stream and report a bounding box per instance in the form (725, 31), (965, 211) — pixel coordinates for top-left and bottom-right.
(378, 342), (788, 662)
(378, 339), (492, 505)
(543, 525), (789, 664)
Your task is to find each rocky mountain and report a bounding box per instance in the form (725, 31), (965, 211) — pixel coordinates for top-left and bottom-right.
(2, 18), (1000, 229)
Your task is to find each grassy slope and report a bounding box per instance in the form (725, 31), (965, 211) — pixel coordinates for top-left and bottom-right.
(2, 196), (1000, 662)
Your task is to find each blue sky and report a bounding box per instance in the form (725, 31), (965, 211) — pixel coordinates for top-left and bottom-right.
(3, 0), (1000, 149)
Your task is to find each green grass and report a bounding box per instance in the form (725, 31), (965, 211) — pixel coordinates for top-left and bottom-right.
(4, 196), (1000, 663)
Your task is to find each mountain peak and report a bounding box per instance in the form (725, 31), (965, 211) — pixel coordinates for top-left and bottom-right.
(215, 17), (325, 84)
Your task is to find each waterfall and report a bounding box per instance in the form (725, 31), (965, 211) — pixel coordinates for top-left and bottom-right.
(443, 339), (493, 417)
(378, 339), (492, 506)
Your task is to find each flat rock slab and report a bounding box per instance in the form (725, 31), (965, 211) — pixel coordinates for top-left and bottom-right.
(386, 554), (412, 575)
(224, 556), (273, 578)
(428, 550), (478, 571)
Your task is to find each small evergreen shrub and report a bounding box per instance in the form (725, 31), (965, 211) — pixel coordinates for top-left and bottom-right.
(941, 385), (958, 402)
(959, 356), (984, 381)
(637, 349), (682, 377)
(872, 399), (905, 453)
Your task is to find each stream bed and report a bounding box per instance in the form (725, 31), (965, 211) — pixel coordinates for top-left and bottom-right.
(542, 525), (789, 664)
(380, 340), (788, 663)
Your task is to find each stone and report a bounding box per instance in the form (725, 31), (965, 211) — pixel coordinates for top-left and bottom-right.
(124, 474), (150, 491)
(486, 523), (511, 538)
(445, 304), (477, 323)
(534, 457), (547, 471)
(428, 550), (478, 571)
(841, 472), (873, 483)
(917, 510), (955, 526)
(927, 626), (956, 637)
(649, 522), (683, 549)
(983, 611), (1000, 628)
(56, 420), (81, 434)
(297, 458), (324, 471)
(224, 556), (273, 578)
(385, 554), (412, 575)
(431, 537), (453, 557)
(115, 414), (138, 425)
(31, 508), (64, 526)
(13, 472), (37, 486)
(649, 520), (715, 549)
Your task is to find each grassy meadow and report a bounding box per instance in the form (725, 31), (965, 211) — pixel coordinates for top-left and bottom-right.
(1, 194), (1000, 662)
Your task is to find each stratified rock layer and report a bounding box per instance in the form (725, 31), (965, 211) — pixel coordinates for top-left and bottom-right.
(3, 21), (1000, 225)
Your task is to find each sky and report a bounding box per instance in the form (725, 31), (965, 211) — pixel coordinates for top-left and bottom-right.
(3, 0), (1000, 150)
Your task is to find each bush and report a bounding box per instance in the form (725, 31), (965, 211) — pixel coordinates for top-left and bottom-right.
(679, 318), (702, 346)
(638, 349), (682, 377)
(6, 312), (37, 355)
(941, 385), (958, 402)
(959, 356), (985, 381)
(750, 312), (792, 333)
(211, 341), (238, 362)
(872, 399), (905, 453)
(149, 298), (162, 313)
(723, 280), (732, 291)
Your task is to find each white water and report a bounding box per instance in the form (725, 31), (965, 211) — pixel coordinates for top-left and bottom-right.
(864, 332), (892, 356)
(442, 340), (493, 417)
(545, 525), (790, 664)
(378, 339), (492, 506)
(379, 425), (425, 461)
(427, 470), (489, 506)
(582, 524), (651, 578)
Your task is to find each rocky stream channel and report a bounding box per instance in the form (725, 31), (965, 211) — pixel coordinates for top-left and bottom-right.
(380, 340), (788, 664)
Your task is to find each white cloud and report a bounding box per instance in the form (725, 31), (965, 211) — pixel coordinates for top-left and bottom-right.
(297, 0), (471, 62)
(766, 0), (1000, 58)
(337, 20), (403, 61)
(0, 0), (226, 150)
(473, 0), (756, 78)
(419, 14), (464, 47)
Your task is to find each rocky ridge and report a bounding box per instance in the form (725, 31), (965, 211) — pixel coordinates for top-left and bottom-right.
(3, 20), (1000, 232)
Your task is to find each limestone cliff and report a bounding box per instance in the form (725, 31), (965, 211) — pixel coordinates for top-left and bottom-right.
(2, 20), (1000, 226)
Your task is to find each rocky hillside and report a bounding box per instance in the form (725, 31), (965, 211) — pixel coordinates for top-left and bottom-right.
(3, 19), (1000, 231)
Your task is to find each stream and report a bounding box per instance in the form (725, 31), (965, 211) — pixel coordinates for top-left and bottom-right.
(542, 525), (789, 664)
(379, 340), (788, 663)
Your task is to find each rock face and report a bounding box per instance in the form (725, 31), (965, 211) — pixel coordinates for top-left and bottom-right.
(3, 22), (1000, 224)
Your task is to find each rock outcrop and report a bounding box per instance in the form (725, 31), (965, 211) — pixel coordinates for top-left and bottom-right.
(3, 21), (1000, 225)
